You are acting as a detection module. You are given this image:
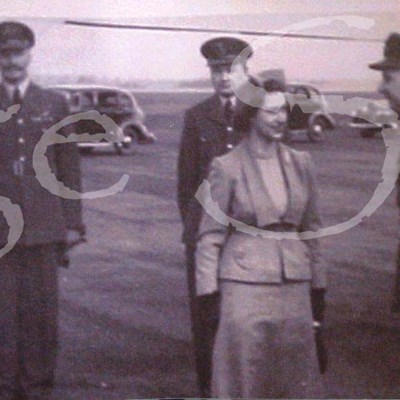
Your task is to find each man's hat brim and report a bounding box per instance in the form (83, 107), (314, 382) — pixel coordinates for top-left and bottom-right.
(207, 55), (248, 67)
(201, 36), (252, 67)
(0, 21), (35, 50)
(0, 39), (31, 51)
(369, 58), (400, 70)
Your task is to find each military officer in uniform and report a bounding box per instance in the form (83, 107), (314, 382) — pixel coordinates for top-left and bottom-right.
(177, 36), (252, 397)
(369, 33), (400, 312)
(0, 21), (85, 400)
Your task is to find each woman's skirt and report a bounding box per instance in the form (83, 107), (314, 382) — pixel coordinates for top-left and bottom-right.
(212, 280), (324, 398)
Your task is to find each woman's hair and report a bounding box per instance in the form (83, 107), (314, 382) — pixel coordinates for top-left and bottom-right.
(234, 76), (289, 133)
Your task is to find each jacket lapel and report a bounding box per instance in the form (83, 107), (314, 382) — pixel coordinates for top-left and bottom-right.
(0, 85), (10, 111)
(205, 95), (225, 126)
(278, 143), (306, 222)
(240, 139), (281, 227)
(19, 83), (43, 117)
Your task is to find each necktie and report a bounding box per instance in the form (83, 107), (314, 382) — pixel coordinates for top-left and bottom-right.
(12, 87), (22, 105)
(224, 98), (234, 127)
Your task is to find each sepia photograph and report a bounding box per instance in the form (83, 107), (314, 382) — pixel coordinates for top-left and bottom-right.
(0, 0), (400, 399)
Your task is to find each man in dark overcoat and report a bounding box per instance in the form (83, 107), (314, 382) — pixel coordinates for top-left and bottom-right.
(370, 33), (400, 312)
(0, 21), (85, 400)
(177, 36), (252, 397)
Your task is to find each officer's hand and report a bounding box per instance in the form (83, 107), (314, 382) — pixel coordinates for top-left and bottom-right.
(66, 229), (85, 249)
(392, 297), (400, 313)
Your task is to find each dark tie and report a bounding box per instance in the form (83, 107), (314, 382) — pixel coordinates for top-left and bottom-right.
(12, 87), (22, 105)
(224, 97), (234, 126)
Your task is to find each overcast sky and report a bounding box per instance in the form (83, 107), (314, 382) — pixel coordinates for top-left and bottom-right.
(2, 0), (400, 89)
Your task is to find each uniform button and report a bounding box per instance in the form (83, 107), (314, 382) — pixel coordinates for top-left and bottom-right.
(227, 143), (234, 149)
(18, 137), (25, 144)
(19, 156), (25, 162)
(17, 118), (24, 125)
(227, 126), (233, 132)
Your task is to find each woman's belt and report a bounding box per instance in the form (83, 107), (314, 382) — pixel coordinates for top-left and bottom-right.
(258, 222), (298, 232)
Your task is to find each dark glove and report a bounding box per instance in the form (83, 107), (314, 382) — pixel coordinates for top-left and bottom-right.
(196, 292), (220, 324)
(392, 280), (400, 313)
(196, 292), (220, 308)
(311, 288), (326, 322)
(56, 242), (70, 268)
(311, 288), (328, 374)
(56, 234), (86, 269)
(392, 298), (400, 313)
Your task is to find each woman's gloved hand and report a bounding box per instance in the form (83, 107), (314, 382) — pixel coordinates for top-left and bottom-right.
(196, 292), (220, 324)
(311, 288), (328, 374)
(311, 288), (326, 322)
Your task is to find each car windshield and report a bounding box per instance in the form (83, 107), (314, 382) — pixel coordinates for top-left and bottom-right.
(295, 87), (309, 96)
(98, 91), (132, 108)
(98, 91), (118, 106)
(308, 87), (321, 98)
(81, 91), (95, 107)
(119, 93), (133, 108)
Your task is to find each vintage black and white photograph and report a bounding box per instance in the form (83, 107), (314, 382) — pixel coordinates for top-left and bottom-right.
(0, 0), (400, 399)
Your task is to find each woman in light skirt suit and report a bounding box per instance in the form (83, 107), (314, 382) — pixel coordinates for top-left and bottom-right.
(195, 79), (327, 398)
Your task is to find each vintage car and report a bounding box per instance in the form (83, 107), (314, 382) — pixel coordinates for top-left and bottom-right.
(50, 85), (156, 154)
(285, 84), (335, 142)
(348, 98), (398, 138)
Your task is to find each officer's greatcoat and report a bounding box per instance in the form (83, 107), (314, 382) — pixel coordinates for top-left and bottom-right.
(177, 94), (242, 246)
(0, 82), (84, 400)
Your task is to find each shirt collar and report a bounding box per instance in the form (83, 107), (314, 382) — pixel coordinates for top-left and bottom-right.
(219, 95), (237, 107)
(3, 77), (31, 100)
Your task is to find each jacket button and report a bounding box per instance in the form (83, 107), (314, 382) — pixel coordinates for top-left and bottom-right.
(227, 126), (233, 132)
(227, 143), (234, 150)
(17, 118), (24, 125)
(19, 156), (25, 162)
(18, 137), (25, 144)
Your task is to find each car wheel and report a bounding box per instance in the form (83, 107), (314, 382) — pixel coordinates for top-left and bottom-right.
(308, 117), (331, 143)
(115, 125), (139, 155)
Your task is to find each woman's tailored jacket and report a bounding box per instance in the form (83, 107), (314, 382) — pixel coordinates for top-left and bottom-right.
(195, 139), (326, 295)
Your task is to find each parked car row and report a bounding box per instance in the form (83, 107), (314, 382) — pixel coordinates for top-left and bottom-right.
(348, 98), (398, 138)
(51, 82), (337, 154)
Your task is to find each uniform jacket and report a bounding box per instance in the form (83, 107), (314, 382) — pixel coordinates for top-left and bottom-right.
(195, 138), (326, 295)
(0, 82), (84, 246)
(177, 95), (243, 245)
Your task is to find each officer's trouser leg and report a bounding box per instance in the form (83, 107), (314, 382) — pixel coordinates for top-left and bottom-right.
(0, 245), (58, 400)
(0, 249), (20, 400)
(186, 245), (219, 398)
